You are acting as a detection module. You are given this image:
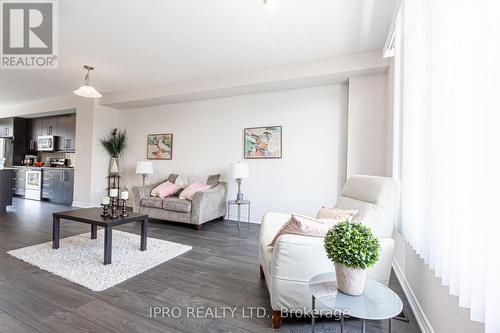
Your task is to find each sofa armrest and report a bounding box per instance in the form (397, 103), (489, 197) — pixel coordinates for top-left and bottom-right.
(267, 235), (394, 311)
(259, 212), (292, 247)
(270, 235), (394, 283)
(190, 182), (227, 224)
(131, 180), (165, 211)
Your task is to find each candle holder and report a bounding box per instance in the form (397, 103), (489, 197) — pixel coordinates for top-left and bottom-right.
(110, 197), (119, 219)
(106, 173), (122, 219)
(101, 204), (110, 218)
(107, 174), (121, 197)
(120, 199), (129, 217)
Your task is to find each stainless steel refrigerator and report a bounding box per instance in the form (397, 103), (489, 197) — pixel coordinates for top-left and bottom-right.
(0, 138), (14, 167)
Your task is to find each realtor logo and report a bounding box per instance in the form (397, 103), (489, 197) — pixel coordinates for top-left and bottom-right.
(1, 0), (58, 69)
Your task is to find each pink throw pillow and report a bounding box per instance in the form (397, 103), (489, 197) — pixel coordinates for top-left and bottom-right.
(268, 214), (339, 247)
(179, 182), (211, 201)
(151, 181), (182, 198)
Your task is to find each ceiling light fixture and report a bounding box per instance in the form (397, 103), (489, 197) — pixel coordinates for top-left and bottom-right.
(73, 65), (102, 99)
(263, 0), (276, 10)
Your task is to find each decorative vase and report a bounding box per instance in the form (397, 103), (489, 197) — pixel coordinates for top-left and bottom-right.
(109, 157), (119, 174)
(335, 262), (367, 296)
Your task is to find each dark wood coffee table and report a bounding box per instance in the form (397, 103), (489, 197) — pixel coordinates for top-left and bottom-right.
(52, 208), (149, 265)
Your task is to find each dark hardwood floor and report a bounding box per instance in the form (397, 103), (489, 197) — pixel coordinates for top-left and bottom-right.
(0, 198), (421, 333)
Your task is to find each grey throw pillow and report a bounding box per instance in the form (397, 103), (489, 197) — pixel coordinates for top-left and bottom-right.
(173, 188), (183, 197)
(167, 173), (179, 183)
(207, 174), (220, 187)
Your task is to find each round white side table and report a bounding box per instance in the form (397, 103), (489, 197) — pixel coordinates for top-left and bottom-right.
(309, 272), (403, 333)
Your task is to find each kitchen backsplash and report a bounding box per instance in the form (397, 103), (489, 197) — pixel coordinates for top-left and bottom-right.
(39, 152), (76, 165)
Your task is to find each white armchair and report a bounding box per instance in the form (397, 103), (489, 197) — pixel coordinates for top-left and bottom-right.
(259, 175), (400, 328)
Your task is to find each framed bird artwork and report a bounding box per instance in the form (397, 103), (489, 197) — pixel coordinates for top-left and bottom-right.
(244, 126), (282, 159)
(147, 133), (173, 160)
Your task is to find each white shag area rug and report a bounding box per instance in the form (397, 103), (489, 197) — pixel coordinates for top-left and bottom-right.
(7, 230), (192, 292)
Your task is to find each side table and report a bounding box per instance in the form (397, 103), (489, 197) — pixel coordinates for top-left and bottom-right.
(309, 272), (403, 333)
(227, 200), (251, 229)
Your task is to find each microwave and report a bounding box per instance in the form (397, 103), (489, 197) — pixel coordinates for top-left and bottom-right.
(37, 135), (58, 151)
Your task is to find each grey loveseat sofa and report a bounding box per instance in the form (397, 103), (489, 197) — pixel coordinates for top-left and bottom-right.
(132, 174), (227, 230)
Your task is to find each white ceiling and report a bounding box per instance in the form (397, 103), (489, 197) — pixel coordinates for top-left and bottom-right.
(0, 0), (396, 107)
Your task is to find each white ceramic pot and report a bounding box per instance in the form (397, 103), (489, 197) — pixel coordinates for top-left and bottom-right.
(109, 157), (120, 174)
(335, 262), (367, 296)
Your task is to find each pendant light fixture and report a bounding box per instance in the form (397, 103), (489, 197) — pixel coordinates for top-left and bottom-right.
(73, 65), (102, 98)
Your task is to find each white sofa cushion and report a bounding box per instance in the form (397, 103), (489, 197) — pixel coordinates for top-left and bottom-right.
(340, 175), (392, 204)
(336, 176), (400, 238)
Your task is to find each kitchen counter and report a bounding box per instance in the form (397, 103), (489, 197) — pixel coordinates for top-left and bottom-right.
(11, 165), (75, 171)
(42, 167), (75, 171)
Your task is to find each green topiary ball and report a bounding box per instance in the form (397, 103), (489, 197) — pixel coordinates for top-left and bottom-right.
(324, 221), (380, 269)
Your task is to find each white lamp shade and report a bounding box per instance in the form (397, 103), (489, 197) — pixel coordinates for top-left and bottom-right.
(136, 161), (154, 174)
(231, 162), (249, 179)
(73, 85), (103, 98)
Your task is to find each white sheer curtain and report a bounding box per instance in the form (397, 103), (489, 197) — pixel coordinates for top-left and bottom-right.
(395, 0), (500, 331)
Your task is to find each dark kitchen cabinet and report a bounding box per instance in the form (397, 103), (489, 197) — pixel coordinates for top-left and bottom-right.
(0, 118), (13, 137)
(31, 118), (43, 137)
(28, 114), (76, 152)
(41, 169), (55, 199)
(56, 116), (66, 151)
(13, 167), (26, 196)
(53, 170), (64, 203)
(56, 114), (76, 152)
(42, 117), (56, 136)
(62, 170), (74, 204)
(28, 117), (43, 151)
(66, 114), (76, 151)
(42, 169), (74, 205)
(0, 170), (13, 211)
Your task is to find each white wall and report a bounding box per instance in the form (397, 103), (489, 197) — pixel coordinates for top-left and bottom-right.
(89, 103), (119, 205)
(118, 84), (348, 222)
(73, 99), (95, 205)
(346, 73), (390, 177)
(73, 101), (120, 207)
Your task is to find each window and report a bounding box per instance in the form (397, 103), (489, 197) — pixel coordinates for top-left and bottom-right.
(393, 0), (500, 331)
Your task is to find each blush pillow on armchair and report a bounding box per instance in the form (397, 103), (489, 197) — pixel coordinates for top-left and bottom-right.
(268, 214), (340, 247)
(150, 181), (183, 198)
(179, 183), (212, 201)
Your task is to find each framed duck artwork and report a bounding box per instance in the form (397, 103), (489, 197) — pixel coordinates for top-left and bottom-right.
(244, 126), (282, 159)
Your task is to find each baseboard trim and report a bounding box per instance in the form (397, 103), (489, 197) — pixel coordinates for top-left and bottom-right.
(392, 258), (435, 333)
(72, 201), (99, 208)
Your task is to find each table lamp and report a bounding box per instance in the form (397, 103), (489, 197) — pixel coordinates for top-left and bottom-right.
(136, 161), (154, 185)
(231, 162), (249, 201)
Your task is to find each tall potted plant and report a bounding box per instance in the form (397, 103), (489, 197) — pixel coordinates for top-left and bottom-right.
(99, 128), (128, 174)
(324, 221), (380, 296)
